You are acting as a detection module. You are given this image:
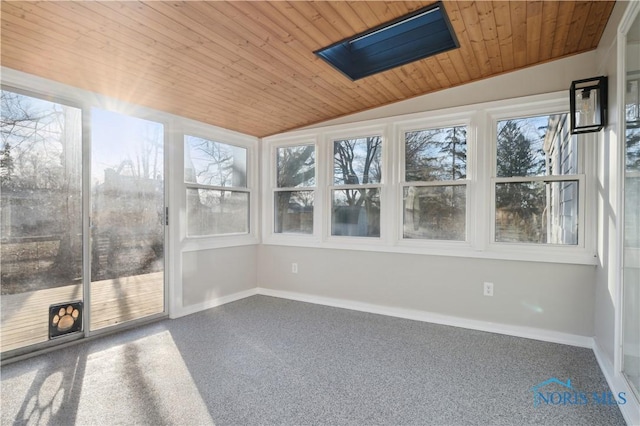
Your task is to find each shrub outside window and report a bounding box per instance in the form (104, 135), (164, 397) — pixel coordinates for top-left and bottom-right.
(274, 145), (315, 234)
(494, 113), (581, 245)
(184, 135), (249, 236)
(403, 126), (467, 241)
(331, 136), (382, 237)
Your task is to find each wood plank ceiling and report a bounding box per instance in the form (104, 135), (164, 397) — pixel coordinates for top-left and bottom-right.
(1, 1), (615, 138)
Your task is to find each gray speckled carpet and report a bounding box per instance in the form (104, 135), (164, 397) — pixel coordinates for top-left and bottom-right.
(0, 295), (627, 425)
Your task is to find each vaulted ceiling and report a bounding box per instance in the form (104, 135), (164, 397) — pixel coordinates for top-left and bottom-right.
(1, 1), (615, 137)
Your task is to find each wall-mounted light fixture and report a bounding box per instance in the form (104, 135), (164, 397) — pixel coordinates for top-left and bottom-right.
(570, 76), (608, 134)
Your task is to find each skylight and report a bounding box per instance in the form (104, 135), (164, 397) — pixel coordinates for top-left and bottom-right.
(315, 2), (459, 81)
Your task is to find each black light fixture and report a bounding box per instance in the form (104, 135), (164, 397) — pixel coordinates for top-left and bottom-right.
(570, 76), (608, 134)
(314, 2), (458, 81)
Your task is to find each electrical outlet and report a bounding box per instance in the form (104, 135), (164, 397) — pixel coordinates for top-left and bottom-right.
(291, 263), (298, 274)
(483, 282), (494, 297)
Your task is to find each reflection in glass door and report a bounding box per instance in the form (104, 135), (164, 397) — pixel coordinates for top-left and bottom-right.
(90, 108), (165, 331)
(1, 90), (83, 354)
(622, 11), (640, 401)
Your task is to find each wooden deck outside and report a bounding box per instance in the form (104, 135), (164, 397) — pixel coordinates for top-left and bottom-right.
(1, 272), (164, 353)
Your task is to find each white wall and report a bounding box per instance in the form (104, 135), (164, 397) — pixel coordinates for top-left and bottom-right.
(181, 246), (257, 310)
(594, 1), (625, 368)
(591, 3), (640, 423)
(257, 245), (596, 338)
(257, 51), (604, 342)
(305, 51), (597, 128)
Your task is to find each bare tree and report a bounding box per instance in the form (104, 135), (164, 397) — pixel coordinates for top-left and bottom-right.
(1, 90), (82, 285)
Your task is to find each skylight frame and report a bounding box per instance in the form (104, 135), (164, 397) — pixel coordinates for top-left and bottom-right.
(314, 2), (459, 81)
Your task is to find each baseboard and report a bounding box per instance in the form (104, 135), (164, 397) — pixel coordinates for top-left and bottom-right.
(255, 287), (594, 348)
(593, 340), (640, 426)
(171, 288), (258, 318)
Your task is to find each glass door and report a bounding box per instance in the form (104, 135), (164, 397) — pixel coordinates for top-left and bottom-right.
(1, 89), (83, 354)
(622, 11), (640, 401)
(89, 108), (165, 331)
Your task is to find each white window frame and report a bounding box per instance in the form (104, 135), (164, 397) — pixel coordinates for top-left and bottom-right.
(261, 92), (596, 265)
(262, 134), (322, 246)
(324, 124), (389, 246)
(395, 113), (476, 251)
(179, 120), (259, 252)
(485, 97), (595, 262)
(273, 138), (319, 238)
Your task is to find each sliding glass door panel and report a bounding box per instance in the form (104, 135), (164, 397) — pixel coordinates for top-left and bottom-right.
(622, 11), (640, 401)
(89, 108), (165, 331)
(1, 90), (83, 353)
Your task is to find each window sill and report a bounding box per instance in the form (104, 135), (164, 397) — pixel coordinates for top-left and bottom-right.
(260, 237), (598, 265)
(182, 234), (260, 252)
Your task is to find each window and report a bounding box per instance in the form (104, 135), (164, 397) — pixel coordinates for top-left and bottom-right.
(261, 92), (594, 264)
(402, 125), (467, 241)
(331, 136), (382, 237)
(274, 145), (315, 234)
(184, 135), (249, 236)
(494, 113), (581, 245)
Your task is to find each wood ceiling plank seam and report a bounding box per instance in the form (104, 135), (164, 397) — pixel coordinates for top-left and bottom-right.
(323, 1), (370, 33)
(550, 1), (576, 58)
(351, 1), (419, 98)
(323, 1), (413, 100)
(563, 2), (592, 56)
(442, 50), (471, 83)
(525, 1), (543, 65)
(509, 1), (528, 70)
(1, 0), (615, 138)
(395, 65), (428, 94)
(373, 12), (434, 98)
(314, 0), (426, 101)
(303, 1), (356, 37)
(37, 1), (305, 121)
(261, 4), (404, 107)
(0, 44), (259, 125)
(446, 1), (482, 80)
(151, 2), (353, 118)
(249, 2), (377, 112)
(375, 1), (439, 94)
(288, 1), (355, 39)
(537, 1), (560, 62)
(102, 2), (343, 120)
(0, 14), (204, 104)
(333, 1), (408, 98)
(321, 0), (432, 99)
(284, 0), (415, 101)
(475, 0), (504, 74)
(0, 31), (306, 138)
(0, 41), (289, 135)
(401, 64), (434, 92)
(150, 2), (330, 113)
(577, 1), (611, 51)
(246, 3), (380, 103)
(227, 1), (380, 110)
(594, 2), (616, 50)
(410, 60), (444, 92)
(492, 0), (515, 71)
(439, 2), (474, 82)
(458, 1), (493, 77)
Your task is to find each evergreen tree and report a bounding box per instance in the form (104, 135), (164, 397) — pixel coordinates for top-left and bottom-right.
(0, 142), (14, 184)
(495, 120), (546, 242)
